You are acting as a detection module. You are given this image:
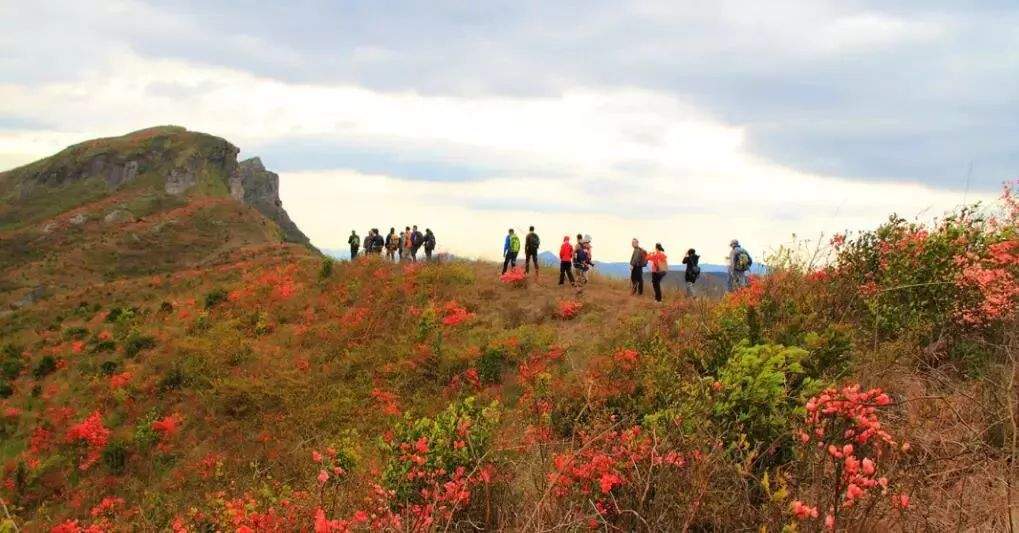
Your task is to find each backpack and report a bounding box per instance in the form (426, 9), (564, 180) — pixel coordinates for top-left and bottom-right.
(425, 233), (436, 249)
(412, 231), (423, 247)
(525, 232), (540, 251)
(735, 249), (753, 272)
(573, 248), (590, 271)
(638, 249), (648, 268)
(509, 234), (521, 253)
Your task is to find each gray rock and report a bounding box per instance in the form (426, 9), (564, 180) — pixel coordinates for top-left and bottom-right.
(13, 285), (46, 308)
(104, 208), (136, 224)
(231, 157), (311, 245)
(165, 168), (197, 195)
(41, 221), (57, 233)
(68, 213), (88, 225)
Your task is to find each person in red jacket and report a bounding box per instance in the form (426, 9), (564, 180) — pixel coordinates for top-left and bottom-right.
(646, 243), (668, 302)
(558, 236), (576, 286)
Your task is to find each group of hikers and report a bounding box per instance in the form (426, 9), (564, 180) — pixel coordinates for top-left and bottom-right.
(348, 226), (437, 262)
(345, 225), (754, 303)
(502, 228), (754, 302)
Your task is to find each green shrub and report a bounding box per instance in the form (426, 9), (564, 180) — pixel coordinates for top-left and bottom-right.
(1, 358), (23, 381)
(203, 288), (228, 310)
(105, 306), (136, 323)
(63, 327), (89, 340)
(318, 258), (333, 280)
(158, 367), (187, 392)
(103, 441), (128, 474)
(711, 343), (821, 460)
(134, 410), (160, 449)
(32, 356), (57, 379)
(100, 360), (120, 375)
(90, 340), (116, 353)
(476, 346), (506, 384)
(0, 381), (12, 399)
(124, 333), (157, 358)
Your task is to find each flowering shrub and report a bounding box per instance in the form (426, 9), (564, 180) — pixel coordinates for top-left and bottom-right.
(548, 426), (686, 527)
(555, 300), (582, 320)
(440, 301), (473, 326)
(791, 385), (909, 529)
(64, 411), (110, 471)
(826, 183), (1018, 339)
(498, 267), (527, 287)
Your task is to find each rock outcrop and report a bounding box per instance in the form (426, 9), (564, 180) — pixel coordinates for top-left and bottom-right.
(0, 126), (312, 248)
(231, 157), (310, 245)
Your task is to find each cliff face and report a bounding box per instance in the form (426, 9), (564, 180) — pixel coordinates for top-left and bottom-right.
(0, 126), (310, 245)
(231, 157), (310, 245)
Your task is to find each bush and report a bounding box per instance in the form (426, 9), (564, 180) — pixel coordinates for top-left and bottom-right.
(33, 356), (57, 379)
(0, 381), (12, 399)
(1, 357), (23, 381)
(318, 258), (333, 280)
(105, 306), (136, 323)
(203, 288), (228, 310)
(382, 397), (500, 504)
(63, 327), (89, 340)
(711, 343), (820, 461)
(124, 333), (156, 358)
(99, 360), (120, 376)
(103, 440), (128, 474)
(476, 346), (506, 384)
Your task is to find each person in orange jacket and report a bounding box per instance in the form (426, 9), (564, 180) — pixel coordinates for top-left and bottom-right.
(647, 243), (668, 302)
(558, 236), (576, 286)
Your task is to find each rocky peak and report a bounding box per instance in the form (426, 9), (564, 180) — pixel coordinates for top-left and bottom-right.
(231, 157), (310, 245)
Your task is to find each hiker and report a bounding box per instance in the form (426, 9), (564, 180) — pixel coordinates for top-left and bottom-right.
(558, 236), (576, 286)
(502, 228), (521, 274)
(385, 228), (399, 261)
(682, 248), (701, 297)
(348, 230), (360, 259)
(524, 226), (540, 275)
(573, 237), (592, 290)
(630, 238), (648, 296)
(423, 229), (436, 261)
(372, 229), (384, 255)
(647, 243), (668, 303)
(362, 230), (372, 256)
(411, 225), (424, 261)
(728, 239), (753, 291)
(402, 227), (413, 261)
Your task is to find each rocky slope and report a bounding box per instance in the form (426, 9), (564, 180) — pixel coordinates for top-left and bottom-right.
(0, 126), (309, 245)
(0, 127), (313, 308)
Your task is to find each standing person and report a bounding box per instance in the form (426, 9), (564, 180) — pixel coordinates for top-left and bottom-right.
(727, 239), (753, 291)
(362, 230), (372, 256)
(682, 248), (701, 297)
(524, 226), (541, 276)
(397, 231), (405, 261)
(385, 228), (399, 261)
(630, 239), (648, 296)
(402, 226), (414, 261)
(348, 230), (360, 259)
(423, 229), (436, 261)
(502, 229), (521, 273)
(410, 225), (423, 261)
(572, 238), (592, 291)
(558, 236), (576, 286)
(372, 228), (383, 255)
(647, 243), (668, 303)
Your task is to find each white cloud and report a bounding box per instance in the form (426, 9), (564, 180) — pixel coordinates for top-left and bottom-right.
(0, 52), (991, 262)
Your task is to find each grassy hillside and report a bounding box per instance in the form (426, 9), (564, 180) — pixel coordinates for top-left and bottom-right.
(0, 182), (1015, 531)
(0, 128), (1016, 530)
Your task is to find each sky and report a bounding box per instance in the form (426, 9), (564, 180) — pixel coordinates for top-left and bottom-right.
(1, 1), (1016, 263)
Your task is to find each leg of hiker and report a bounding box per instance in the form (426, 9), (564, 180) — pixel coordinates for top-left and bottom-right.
(652, 272), (665, 302)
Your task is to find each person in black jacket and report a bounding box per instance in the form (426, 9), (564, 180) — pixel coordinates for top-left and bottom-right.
(524, 226), (540, 276)
(682, 248), (700, 297)
(410, 225), (424, 261)
(423, 229), (436, 261)
(348, 230), (360, 259)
